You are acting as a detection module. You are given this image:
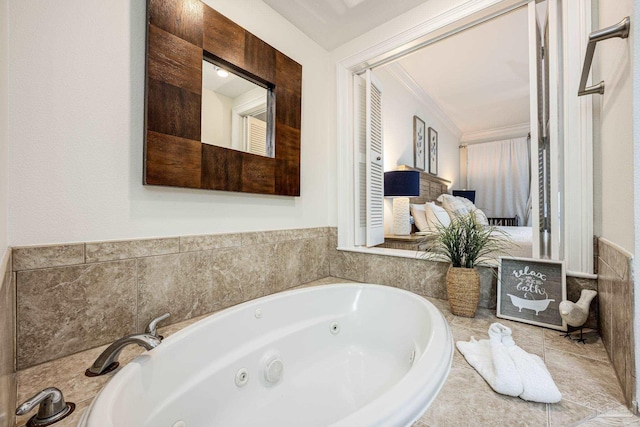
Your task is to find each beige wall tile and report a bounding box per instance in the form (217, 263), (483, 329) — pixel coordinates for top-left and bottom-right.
(477, 266), (497, 309)
(329, 248), (365, 283)
(598, 237), (635, 409)
(396, 257), (448, 300)
(85, 238), (179, 263)
(598, 260), (614, 358)
(599, 239), (631, 281)
(179, 233), (242, 252)
(0, 251), (15, 427)
(363, 254), (400, 286)
(212, 246), (268, 310)
(137, 251), (214, 331)
(299, 237), (330, 285)
(13, 244), (84, 271)
(241, 227), (328, 246)
(266, 240), (304, 293)
(16, 260), (137, 369)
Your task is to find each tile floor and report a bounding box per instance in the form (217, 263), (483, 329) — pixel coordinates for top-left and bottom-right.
(414, 296), (639, 427)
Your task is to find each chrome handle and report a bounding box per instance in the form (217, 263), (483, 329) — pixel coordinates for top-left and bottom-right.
(16, 387), (75, 426)
(145, 312), (170, 338)
(578, 16), (630, 96)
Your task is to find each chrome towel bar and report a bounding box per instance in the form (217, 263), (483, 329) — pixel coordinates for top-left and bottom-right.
(578, 16), (630, 96)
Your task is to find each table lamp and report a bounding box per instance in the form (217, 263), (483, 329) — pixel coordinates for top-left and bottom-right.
(384, 170), (420, 235)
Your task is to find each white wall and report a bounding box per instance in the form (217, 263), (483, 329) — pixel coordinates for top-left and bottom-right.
(593, 0), (634, 253)
(375, 68), (460, 186)
(201, 88), (233, 148)
(375, 67), (460, 235)
(633, 0), (640, 406)
(8, 0), (331, 246)
(0, 0), (7, 258)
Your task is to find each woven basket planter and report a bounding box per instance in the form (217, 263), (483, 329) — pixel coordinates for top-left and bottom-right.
(446, 266), (480, 318)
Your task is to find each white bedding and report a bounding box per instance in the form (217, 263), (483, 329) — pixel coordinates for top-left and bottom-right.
(499, 226), (532, 258)
(416, 226), (533, 259)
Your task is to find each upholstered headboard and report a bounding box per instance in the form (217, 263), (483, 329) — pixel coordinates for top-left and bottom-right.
(397, 165), (450, 204)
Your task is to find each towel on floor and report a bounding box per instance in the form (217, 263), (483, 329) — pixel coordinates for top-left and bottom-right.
(456, 322), (562, 404)
(456, 331), (523, 397)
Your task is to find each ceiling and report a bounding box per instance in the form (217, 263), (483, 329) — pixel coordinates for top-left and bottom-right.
(263, 0), (531, 139)
(263, 0), (430, 51)
(202, 60), (263, 99)
(380, 5), (530, 139)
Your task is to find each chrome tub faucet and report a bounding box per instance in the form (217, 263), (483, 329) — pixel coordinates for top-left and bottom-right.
(85, 313), (170, 376)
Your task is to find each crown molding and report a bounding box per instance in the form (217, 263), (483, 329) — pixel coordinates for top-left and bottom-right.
(338, 0), (528, 71)
(382, 63), (463, 140)
(460, 122), (530, 144)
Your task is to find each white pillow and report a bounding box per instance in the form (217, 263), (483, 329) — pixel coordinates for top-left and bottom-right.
(473, 208), (489, 226)
(410, 203), (430, 232)
(455, 196), (476, 211)
(425, 202), (451, 230)
(438, 194), (470, 218)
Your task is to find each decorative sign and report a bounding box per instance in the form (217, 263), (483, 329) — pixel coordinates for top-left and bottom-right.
(497, 257), (567, 331)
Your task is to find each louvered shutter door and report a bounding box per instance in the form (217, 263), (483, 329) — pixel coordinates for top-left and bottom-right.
(365, 70), (384, 247)
(245, 116), (267, 156)
(353, 75), (367, 246)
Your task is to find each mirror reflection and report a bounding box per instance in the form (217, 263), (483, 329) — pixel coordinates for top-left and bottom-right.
(201, 59), (273, 157)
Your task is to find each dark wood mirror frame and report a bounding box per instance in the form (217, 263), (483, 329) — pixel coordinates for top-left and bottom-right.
(144, 0), (302, 196)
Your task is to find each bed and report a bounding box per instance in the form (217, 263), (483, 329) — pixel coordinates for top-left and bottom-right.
(380, 166), (533, 258)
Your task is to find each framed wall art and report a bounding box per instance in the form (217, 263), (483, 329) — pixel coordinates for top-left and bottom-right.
(413, 116), (426, 171)
(428, 127), (438, 175)
(497, 257), (567, 331)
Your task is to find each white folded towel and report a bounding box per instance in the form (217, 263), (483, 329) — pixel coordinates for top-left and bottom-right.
(456, 322), (562, 404)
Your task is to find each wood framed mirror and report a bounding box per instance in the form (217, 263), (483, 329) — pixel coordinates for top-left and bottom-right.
(144, 0), (302, 196)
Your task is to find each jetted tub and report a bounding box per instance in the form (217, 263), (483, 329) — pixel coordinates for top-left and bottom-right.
(79, 283), (453, 427)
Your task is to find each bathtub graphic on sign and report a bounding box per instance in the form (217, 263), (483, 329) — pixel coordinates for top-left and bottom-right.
(497, 258), (567, 331)
(506, 294), (554, 315)
(507, 272), (554, 315)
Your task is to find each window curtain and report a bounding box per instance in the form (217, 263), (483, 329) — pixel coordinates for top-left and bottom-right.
(466, 137), (531, 225)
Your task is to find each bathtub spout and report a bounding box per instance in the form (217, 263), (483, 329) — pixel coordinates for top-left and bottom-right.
(85, 334), (161, 377)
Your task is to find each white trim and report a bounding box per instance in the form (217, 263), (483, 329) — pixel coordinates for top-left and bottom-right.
(337, 0), (530, 249)
(566, 270), (598, 280)
(460, 122), (530, 144)
(562, 0), (593, 274)
(527, 1), (541, 259)
(383, 63), (463, 139)
(548, 0), (563, 261)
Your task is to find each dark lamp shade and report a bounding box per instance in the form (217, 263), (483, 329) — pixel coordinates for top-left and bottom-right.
(384, 170), (420, 197)
(452, 190), (476, 203)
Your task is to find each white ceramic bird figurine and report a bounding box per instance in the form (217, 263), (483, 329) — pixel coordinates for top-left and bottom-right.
(559, 289), (598, 328)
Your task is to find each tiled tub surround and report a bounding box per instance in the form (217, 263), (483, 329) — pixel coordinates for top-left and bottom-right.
(13, 227), (598, 370)
(14, 277), (636, 427)
(13, 228), (331, 369)
(0, 250), (15, 427)
(597, 238), (636, 410)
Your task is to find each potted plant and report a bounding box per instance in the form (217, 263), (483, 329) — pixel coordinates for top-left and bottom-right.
(424, 213), (511, 317)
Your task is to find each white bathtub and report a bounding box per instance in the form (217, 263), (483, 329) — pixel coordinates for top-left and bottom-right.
(79, 283), (453, 427)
